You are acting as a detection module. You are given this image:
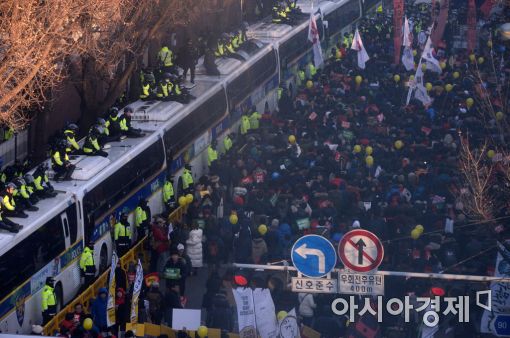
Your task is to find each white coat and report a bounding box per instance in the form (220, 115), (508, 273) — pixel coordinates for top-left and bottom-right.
(298, 293), (316, 317)
(186, 228), (203, 267)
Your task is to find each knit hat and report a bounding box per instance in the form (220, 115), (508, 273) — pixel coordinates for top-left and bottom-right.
(352, 220), (361, 228)
(177, 243), (185, 251)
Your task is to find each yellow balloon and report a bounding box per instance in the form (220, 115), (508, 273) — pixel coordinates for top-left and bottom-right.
(83, 318), (93, 331)
(306, 80), (313, 89)
(394, 74), (401, 83)
(445, 84), (453, 92)
(365, 155), (374, 167)
(466, 97), (474, 108)
(277, 311), (288, 321)
(336, 50), (342, 59)
(197, 326), (208, 338)
(496, 111), (504, 121)
(365, 146), (373, 155)
(229, 214), (238, 224)
(477, 57), (484, 64)
(487, 149), (495, 159)
(453, 71), (460, 79)
(469, 54), (476, 62)
(415, 224), (424, 234)
(178, 196), (187, 207)
(288, 135), (296, 144)
(440, 61), (446, 69)
(421, 63), (427, 71)
(394, 140), (403, 150)
(258, 224), (268, 235)
(185, 193), (194, 204)
(353, 144), (362, 153)
(411, 228), (421, 240)
(412, 49), (417, 56)
(409, 75), (415, 81)
(425, 82), (433, 91)
(487, 40), (493, 48)
(355, 75), (363, 84)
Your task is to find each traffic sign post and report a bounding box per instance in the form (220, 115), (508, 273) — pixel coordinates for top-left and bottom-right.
(338, 229), (384, 273)
(494, 315), (510, 336)
(291, 235), (337, 278)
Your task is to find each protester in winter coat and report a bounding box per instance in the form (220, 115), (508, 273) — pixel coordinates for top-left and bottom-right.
(251, 234), (268, 264)
(164, 284), (182, 327)
(186, 225), (203, 270)
(233, 223), (252, 263)
(114, 288), (128, 333)
(90, 288), (108, 331)
(298, 293), (316, 327)
(207, 289), (233, 331)
(146, 282), (164, 325)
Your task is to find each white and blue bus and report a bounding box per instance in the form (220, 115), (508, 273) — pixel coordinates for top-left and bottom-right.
(0, 0), (370, 332)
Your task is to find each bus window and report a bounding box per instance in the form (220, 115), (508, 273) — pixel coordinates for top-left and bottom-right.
(325, 0), (361, 37)
(227, 51), (278, 109)
(279, 26), (308, 70)
(83, 138), (165, 223)
(68, 204), (78, 244)
(0, 208), (67, 301)
(163, 88), (227, 155)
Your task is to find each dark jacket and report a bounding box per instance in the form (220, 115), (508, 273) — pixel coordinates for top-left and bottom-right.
(90, 288), (108, 330)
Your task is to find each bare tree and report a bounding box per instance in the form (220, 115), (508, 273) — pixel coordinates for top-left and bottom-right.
(0, 0), (203, 130)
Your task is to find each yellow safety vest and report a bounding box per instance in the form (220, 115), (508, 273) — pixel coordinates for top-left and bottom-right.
(79, 247), (94, 271)
(163, 181), (174, 203)
(249, 111), (261, 130)
(41, 285), (56, 311)
(223, 136), (233, 153)
(182, 169), (194, 190)
(158, 47), (173, 67)
(83, 137), (100, 153)
(135, 206), (147, 228)
(207, 146), (218, 166)
(114, 222), (132, 240)
(241, 116), (251, 135)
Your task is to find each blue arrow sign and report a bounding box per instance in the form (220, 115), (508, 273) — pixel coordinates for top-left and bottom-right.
(291, 235), (337, 278)
(495, 315), (510, 336)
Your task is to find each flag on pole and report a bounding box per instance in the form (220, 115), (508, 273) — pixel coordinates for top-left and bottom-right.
(422, 37), (441, 74)
(393, 0), (404, 64)
(308, 12), (324, 68)
(351, 28), (370, 69)
(402, 17), (415, 71)
(106, 252), (118, 327)
(406, 59), (432, 106)
(130, 259), (144, 324)
(467, 0), (477, 52)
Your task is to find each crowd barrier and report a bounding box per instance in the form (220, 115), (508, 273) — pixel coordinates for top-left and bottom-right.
(125, 323), (240, 338)
(43, 206), (188, 336)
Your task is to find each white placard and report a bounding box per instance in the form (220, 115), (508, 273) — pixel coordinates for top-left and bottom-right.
(172, 309), (201, 330)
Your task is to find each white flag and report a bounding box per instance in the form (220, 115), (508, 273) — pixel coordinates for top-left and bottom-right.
(351, 28), (370, 69)
(130, 259), (143, 324)
(308, 13), (324, 68)
(253, 289), (278, 338)
(422, 37), (442, 73)
(106, 252), (118, 327)
(233, 288), (257, 338)
(402, 17), (415, 71)
(407, 59), (432, 106)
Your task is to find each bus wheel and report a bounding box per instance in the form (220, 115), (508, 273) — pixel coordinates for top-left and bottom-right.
(54, 283), (64, 313)
(99, 245), (108, 273)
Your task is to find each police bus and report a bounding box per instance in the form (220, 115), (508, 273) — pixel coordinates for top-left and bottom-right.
(0, 0), (369, 332)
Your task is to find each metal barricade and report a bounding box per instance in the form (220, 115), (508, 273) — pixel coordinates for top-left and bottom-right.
(43, 205), (188, 336)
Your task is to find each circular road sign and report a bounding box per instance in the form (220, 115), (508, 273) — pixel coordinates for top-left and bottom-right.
(291, 234), (337, 278)
(338, 229), (384, 272)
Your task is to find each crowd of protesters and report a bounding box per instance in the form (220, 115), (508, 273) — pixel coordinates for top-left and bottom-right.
(49, 0), (510, 337)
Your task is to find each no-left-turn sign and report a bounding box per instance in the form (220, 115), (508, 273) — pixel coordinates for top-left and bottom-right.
(338, 229), (384, 272)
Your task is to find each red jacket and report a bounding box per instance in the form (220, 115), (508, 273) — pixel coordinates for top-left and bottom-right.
(152, 224), (169, 253)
